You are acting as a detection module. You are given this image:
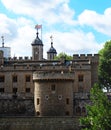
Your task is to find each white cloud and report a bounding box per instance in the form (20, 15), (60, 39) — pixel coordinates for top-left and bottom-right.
(10, 25), (34, 57)
(0, 13), (35, 57)
(43, 30), (103, 58)
(1, 0), (75, 25)
(78, 8), (111, 36)
(0, 14), (17, 41)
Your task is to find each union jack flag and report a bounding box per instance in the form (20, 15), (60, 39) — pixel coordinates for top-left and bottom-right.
(35, 24), (42, 29)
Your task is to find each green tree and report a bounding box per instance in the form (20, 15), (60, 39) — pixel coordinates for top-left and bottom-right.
(54, 52), (73, 60)
(99, 40), (111, 92)
(80, 84), (111, 130)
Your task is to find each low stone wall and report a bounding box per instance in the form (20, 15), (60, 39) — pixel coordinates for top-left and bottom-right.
(0, 116), (80, 130)
(0, 99), (34, 116)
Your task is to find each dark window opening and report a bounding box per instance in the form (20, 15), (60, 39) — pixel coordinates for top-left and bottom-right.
(26, 75), (31, 82)
(0, 76), (5, 82)
(26, 88), (30, 93)
(51, 84), (56, 91)
(37, 98), (40, 105)
(0, 88), (4, 92)
(82, 107), (86, 115)
(65, 111), (70, 116)
(78, 75), (84, 82)
(13, 88), (17, 93)
(66, 98), (69, 104)
(76, 106), (81, 115)
(36, 111), (40, 116)
(13, 75), (17, 82)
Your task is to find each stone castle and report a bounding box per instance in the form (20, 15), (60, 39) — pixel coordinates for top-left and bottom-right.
(0, 30), (99, 117)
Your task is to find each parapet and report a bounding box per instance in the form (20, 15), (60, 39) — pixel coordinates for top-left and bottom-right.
(73, 54), (99, 63)
(6, 56), (32, 61)
(33, 71), (74, 81)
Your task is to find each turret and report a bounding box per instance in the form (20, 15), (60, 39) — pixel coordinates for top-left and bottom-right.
(31, 30), (43, 60)
(47, 36), (57, 60)
(0, 36), (11, 58)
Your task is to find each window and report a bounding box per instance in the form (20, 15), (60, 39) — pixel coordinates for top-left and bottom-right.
(13, 88), (17, 93)
(13, 75), (17, 82)
(65, 111), (70, 116)
(45, 95), (49, 100)
(78, 75), (84, 82)
(36, 111), (40, 116)
(0, 75), (5, 82)
(37, 98), (40, 105)
(0, 88), (4, 92)
(51, 84), (56, 91)
(26, 88), (30, 93)
(58, 95), (62, 100)
(76, 106), (81, 115)
(82, 107), (86, 115)
(66, 98), (69, 104)
(25, 75), (31, 82)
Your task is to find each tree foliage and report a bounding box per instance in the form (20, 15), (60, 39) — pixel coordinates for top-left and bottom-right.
(80, 84), (111, 130)
(98, 40), (111, 92)
(54, 52), (73, 60)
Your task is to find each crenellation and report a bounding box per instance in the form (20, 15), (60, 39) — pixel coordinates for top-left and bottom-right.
(24, 56), (29, 60)
(73, 54), (99, 63)
(73, 54), (79, 59)
(80, 54), (85, 59)
(19, 57), (23, 60)
(87, 54), (92, 58)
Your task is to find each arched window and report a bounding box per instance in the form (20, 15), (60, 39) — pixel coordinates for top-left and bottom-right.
(36, 111), (40, 116)
(76, 106), (81, 115)
(82, 107), (86, 115)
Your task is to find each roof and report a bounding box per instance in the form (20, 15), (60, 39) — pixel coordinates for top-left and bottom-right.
(31, 32), (43, 46)
(47, 42), (57, 54)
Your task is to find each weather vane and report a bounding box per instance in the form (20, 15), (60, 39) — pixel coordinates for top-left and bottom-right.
(50, 35), (53, 43)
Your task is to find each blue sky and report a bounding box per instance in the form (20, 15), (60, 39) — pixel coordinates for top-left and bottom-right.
(0, 0), (111, 58)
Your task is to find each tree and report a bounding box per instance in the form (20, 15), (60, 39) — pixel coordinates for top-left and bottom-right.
(80, 84), (111, 130)
(54, 52), (73, 60)
(98, 40), (111, 92)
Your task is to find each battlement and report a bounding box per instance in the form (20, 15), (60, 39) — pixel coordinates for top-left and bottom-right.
(73, 54), (99, 59)
(33, 71), (74, 81)
(6, 56), (33, 61)
(73, 54), (99, 63)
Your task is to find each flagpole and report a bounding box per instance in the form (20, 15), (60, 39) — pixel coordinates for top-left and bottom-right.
(35, 24), (42, 38)
(41, 25), (42, 40)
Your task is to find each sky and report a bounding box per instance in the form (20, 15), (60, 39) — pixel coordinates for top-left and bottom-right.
(0, 0), (111, 58)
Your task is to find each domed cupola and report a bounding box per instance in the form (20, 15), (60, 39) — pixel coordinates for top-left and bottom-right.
(32, 32), (43, 46)
(31, 30), (43, 61)
(47, 36), (57, 60)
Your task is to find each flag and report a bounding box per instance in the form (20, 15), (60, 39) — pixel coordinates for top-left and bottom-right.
(35, 24), (42, 29)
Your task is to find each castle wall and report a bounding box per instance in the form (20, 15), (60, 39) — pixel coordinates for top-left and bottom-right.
(73, 70), (91, 93)
(0, 70), (34, 99)
(0, 99), (34, 116)
(0, 52), (99, 117)
(0, 117), (80, 130)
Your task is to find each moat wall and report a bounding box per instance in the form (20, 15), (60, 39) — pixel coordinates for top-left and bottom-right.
(0, 117), (80, 130)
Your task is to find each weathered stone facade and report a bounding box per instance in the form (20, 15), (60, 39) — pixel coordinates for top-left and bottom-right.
(0, 117), (80, 130)
(0, 31), (99, 117)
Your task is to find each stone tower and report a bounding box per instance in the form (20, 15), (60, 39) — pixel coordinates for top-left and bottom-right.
(33, 70), (74, 116)
(47, 36), (57, 60)
(31, 31), (43, 60)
